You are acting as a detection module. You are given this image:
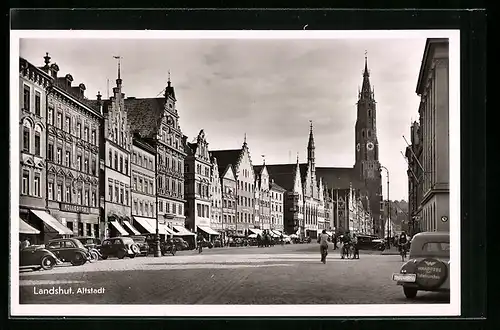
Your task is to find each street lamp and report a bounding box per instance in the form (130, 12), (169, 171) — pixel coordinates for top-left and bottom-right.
(380, 165), (391, 248)
(154, 136), (162, 257)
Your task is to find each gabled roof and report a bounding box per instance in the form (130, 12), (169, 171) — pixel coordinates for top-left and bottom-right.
(124, 98), (165, 138)
(257, 163), (301, 192)
(270, 181), (287, 192)
(221, 164), (237, 182)
(210, 149), (242, 179)
(316, 167), (360, 190)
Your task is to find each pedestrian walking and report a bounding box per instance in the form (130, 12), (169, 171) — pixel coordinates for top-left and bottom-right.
(317, 229), (329, 264)
(21, 237), (30, 249)
(333, 234), (338, 250)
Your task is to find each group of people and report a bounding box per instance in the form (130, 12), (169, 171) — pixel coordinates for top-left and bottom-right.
(317, 230), (361, 264)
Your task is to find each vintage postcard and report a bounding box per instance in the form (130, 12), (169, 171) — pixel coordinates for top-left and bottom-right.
(10, 30), (460, 317)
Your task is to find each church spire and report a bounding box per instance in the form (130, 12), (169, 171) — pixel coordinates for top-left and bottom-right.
(307, 120), (315, 173)
(164, 70), (176, 101)
(360, 51), (372, 100)
(113, 56), (122, 88)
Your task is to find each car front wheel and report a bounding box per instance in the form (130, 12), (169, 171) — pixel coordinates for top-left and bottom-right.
(403, 287), (418, 299)
(41, 255), (56, 270)
(71, 252), (86, 266)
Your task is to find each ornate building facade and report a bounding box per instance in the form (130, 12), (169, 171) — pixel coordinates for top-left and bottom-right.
(126, 77), (187, 232)
(19, 56), (58, 243)
(41, 54), (102, 240)
(270, 180), (286, 232)
(184, 130), (214, 235)
(255, 164), (271, 230)
(209, 155), (223, 232)
(406, 121), (423, 236)
(210, 137), (255, 236)
(218, 160), (237, 241)
(129, 136), (156, 235)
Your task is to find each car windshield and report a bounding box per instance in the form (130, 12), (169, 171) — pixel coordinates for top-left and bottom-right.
(422, 242), (450, 252)
(131, 236), (145, 243)
(411, 240), (450, 257)
(78, 238), (96, 245)
(73, 240), (85, 248)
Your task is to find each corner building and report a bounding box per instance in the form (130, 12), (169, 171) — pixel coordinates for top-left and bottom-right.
(19, 56), (53, 243)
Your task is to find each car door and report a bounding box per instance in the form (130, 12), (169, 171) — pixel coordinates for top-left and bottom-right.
(63, 240), (79, 260)
(46, 241), (63, 261)
(112, 238), (123, 256)
(100, 239), (112, 256)
(20, 246), (36, 266)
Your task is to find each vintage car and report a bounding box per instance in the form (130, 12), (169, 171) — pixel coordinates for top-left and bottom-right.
(129, 235), (149, 256)
(74, 236), (101, 249)
(100, 237), (140, 259)
(392, 232), (450, 299)
(45, 238), (90, 266)
(20, 245), (62, 270)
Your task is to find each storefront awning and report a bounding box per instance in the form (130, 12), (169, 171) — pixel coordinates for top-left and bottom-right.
(158, 224), (175, 236)
(19, 218), (40, 234)
(197, 226), (220, 236)
(110, 221), (128, 236)
(268, 231), (280, 238)
(123, 221), (140, 235)
(272, 230), (282, 237)
(133, 217), (156, 234)
(31, 210), (73, 235)
(173, 225), (195, 236)
(249, 228), (263, 236)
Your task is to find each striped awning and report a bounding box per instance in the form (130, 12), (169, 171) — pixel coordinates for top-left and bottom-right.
(31, 210), (73, 235)
(133, 217), (156, 234)
(249, 228), (263, 236)
(123, 221), (140, 235)
(173, 225), (195, 236)
(19, 218), (40, 234)
(197, 226), (220, 236)
(110, 221), (128, 236)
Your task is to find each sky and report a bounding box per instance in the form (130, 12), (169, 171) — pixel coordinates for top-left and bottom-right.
(20, 36), (426, 201)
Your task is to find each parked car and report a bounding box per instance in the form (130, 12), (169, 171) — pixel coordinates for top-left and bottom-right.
(356, 235), (386, 250)
(282, 235), (292, 244)
(74, 236), (101, 249)
(129, 235), (149, 256)
(198, 239), (214, 249)
(392, 232), (450, 299)
(171, 237), (189, 250)
(100, 237), (140, 259)
(213, 238), (223, 248)
(19, 245), (62, 270)
(45, 238), (90, 266)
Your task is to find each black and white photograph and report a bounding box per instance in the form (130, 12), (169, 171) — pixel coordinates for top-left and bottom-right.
(10, 30), (460, 317)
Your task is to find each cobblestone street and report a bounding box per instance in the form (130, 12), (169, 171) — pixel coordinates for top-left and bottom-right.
(19, 244), (450, 304)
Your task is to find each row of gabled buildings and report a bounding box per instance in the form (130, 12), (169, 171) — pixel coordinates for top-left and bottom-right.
(18, 52), (382, 245)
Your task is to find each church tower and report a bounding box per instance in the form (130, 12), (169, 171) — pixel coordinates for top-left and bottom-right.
(353, 53), (383, 235)
(354, 54), (380, 181)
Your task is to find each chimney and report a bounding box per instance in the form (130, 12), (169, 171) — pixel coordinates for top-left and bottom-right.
(65, 74), (73, 88)
(78, 83), (86, 97)
(96, 91), (103, 114)
(43, 52), (51, 71)
(50, 63), (59, 79)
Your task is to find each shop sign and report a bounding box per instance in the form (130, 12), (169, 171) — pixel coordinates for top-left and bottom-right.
(60, 203), (90, 214)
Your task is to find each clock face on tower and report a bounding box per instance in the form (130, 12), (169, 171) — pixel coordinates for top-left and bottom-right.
(367, 142), (374, 151)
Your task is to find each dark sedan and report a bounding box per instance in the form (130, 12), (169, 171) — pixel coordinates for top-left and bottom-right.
(20, 245), (62, 270)
(129, 235), (149, 256)
(45, 238), (89, 266)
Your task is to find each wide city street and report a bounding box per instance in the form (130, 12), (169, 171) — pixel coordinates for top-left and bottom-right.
(19, 243), (450, 304)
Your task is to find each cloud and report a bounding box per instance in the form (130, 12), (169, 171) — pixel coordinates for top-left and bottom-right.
(19, 36), (428, 200)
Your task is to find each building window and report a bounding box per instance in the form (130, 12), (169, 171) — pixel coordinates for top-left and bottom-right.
(65, 186), (71, 203)
(178, 204), (182, 215)
(91, 130), (96, 145)
(35, 92), (41, 116)
(85, 190), (89, 206)
(134, 200), (138, 213)
(172, 203), (176, 215)
(114, 152), (118, 170)
(140, 202), (144, 215)
(77, 155), (82, 171)
(34, 132), (41, 156)
(115, 187), (119, 203)
(34, 174), (40, 197)
(124, 157), (128, 175)
(21, 170), (29, 195)
(125, 190), (129, 206)
(23, 126), (30, 152)
(133, 177), (137, 190)
(48, 182), (53, 200)
(65, 151), (71, 167)
(65, 116), (71, 133)
(77, 189), (82, 204)
(139, 178), (143, 192)
(23, 85), (30, 111)
(76, 122), (81, 138)
(120, 156), (123, 173)
(92, 159), (96, 176)
(57, 148), (62, 164)
(91, 191), (96, 207)
(108, 151), (112, 166)
(57, 112), (62, 129)
(108, 184), (112, 201)
(57, 184), (62, 201)
(120, 188), (124, 204)
(48, 106), (54, 125)
(165, 202), (170, 214)
(84, 127), (89, 141)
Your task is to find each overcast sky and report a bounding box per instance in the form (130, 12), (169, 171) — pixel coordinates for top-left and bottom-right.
(20, 37), (426, 201)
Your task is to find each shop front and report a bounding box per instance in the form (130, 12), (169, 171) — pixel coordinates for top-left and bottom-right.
(28, 209), (74, 243)
(173, 225), (196, 249)
(197, 225), (220, 242)
(48, 203), (100, 239)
